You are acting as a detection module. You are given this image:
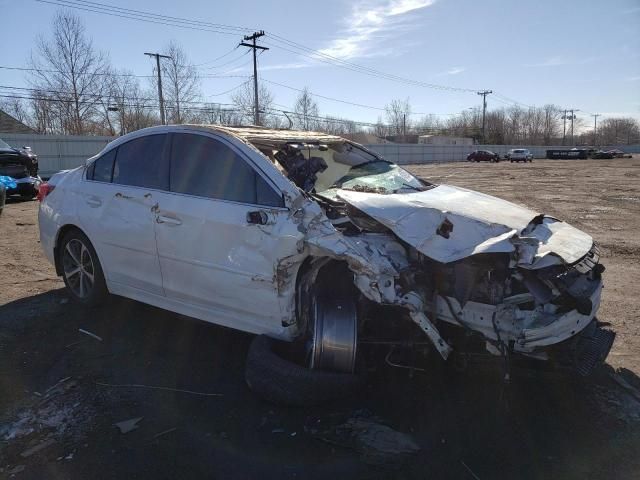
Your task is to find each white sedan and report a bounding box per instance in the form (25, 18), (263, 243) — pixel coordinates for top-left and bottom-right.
(39, 125), (613, 405)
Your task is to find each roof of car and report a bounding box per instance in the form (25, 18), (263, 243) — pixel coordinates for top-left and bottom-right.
(182, 124), (347, 144)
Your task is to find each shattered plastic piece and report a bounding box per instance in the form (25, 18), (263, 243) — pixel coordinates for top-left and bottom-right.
(78, 328), (103, 342)
(114, 417), (143, 434)
(8, 465), (25, 475)
(20, 438), (56, 457)
(315, 415), (420, 466)
(152, 427), (177, 440)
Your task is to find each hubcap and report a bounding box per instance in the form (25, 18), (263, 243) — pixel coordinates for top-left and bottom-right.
(62, 239), (95, 299)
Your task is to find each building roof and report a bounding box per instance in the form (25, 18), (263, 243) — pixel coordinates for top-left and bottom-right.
(0, 109), (36, 134)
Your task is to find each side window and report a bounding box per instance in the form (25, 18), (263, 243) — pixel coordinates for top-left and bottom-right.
(112, 134), (169, 190)
(170, 133), (283, 207)
(88, 149), (116, 182)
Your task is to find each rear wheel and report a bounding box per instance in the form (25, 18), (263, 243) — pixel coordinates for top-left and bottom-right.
(59, 230), (108, 306)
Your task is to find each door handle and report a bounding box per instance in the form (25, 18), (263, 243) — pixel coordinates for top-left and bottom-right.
(156, 215), (182, 226)
(86, 197), (102, 207)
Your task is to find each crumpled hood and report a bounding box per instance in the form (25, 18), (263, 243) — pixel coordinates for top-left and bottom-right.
(337, 184), (593, 267)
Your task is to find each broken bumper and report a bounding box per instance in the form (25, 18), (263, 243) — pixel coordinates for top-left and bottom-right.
(431, 279), (604, 353)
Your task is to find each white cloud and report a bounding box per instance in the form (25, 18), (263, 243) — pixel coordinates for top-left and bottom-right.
(524, 56), (567, 67)
(625, 75), (640, 82)
(319, 0), (436, 59)
(446, 66), (465, 75)
(524, 56), (597, 68)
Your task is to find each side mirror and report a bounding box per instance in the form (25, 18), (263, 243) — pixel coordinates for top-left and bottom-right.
(247, 210), (269, 225)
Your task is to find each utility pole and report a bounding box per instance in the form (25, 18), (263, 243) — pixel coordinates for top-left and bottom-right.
(403, 113), (406, 138)
(477, 90), (492, 144)
(240, 31), (268, 126)
(591, 113), (601, 145)
(569, 109), (579, 145)
(144, 52), (172, 125)
(562, 109), (567, 145)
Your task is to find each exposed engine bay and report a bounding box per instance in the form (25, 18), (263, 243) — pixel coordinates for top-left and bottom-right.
(216, 126), (615, 377)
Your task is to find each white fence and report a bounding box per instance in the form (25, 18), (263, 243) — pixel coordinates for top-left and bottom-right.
(1, 133), (638, 176)
(367, 143), (640, 165)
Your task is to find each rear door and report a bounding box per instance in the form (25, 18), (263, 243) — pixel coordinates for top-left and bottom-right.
(77, 134), (169, 296)
(152, 131), (303, 335)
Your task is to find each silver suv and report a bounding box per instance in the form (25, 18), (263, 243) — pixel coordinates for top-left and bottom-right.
(507, 149), (533, 163)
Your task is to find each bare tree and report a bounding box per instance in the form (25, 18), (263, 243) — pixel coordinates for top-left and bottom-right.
(29, 11), (110, 134)
(293, 87), (319, 130)
(385, 98), (411, 136)
(0, 98), (32, 127)
(541, 104), (561, 144)
(160, 40), (201, 124)
(373, 117), (388, 138)
(231, 81), (274, 125)
(598, 117), (640, 145)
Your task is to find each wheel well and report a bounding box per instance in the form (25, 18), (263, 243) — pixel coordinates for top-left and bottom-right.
(295, 257), (355, 336)
(53, 224), (84, 276)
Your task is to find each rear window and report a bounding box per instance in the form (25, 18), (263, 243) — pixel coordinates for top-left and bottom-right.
(87, 149), (116, 182)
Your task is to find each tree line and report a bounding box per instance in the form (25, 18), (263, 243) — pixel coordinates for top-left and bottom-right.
(1, 11), (638, 146)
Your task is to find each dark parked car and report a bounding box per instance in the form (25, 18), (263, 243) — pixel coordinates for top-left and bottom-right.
(605, 149), (630, 158)
(467, 150), (500, 162)
(0, 138), (41, 199)
(591, 150), (614, 159)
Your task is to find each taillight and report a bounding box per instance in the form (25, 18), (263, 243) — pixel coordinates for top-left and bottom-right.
(37, 182), (55, 202)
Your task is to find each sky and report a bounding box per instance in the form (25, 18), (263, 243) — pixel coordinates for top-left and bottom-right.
(1, 0), (639, 126)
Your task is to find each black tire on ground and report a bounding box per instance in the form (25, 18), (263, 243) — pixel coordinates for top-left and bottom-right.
(245, 334), (362, 406)
(59, 229), (108, 307)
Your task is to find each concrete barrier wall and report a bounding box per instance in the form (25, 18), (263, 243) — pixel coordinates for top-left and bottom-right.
(363, 143), (640, 165)
(1, 133), (638, 175)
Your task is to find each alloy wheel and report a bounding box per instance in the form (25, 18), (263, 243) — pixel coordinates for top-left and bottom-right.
(62, 238), (95, 299)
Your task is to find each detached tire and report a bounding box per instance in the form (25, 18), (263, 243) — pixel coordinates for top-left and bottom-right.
(245, 335), (361, 406)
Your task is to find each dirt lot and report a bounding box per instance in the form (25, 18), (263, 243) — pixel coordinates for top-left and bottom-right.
(1, 158), (639, 479)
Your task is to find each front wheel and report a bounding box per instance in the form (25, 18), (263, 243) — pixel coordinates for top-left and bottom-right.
(59, 230), (108, 306)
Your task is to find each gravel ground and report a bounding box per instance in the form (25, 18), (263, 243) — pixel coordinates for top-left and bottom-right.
(0, 158), (639, 479)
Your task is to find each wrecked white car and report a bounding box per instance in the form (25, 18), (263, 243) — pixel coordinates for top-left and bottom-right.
(38, 125), (614, 405)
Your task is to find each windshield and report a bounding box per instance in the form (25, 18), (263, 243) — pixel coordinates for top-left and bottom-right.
(319, 160), (428, 195)
(0, 138), (12, 149)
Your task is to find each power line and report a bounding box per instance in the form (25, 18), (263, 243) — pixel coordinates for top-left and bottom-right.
(34, 0), (249, 36)
(0, 64), (250, 80)
(262, 78), (458, 116)
(33, 0), (480, 95)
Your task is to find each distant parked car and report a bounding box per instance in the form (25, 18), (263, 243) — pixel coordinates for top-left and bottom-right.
(591, 150), (614, 159)
(466, 150), (500, 162)
(506, 149), (533, 163)
(0, 138), (41, 199)
(605, 149), (629, 158)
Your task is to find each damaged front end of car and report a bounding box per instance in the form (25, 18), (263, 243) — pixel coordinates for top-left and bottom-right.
(295, 178), (614, 379)
(217, 126), (614, 379)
